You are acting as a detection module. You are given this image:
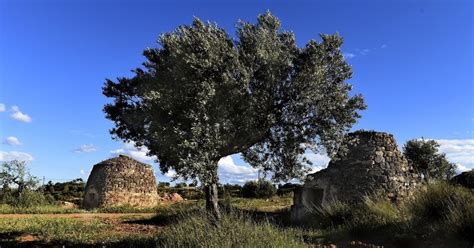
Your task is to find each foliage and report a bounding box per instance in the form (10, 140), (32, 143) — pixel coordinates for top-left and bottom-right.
(42, 178), (85, 203)
(403, 138), (457, 181)
(157, 182), (170, 188)
(219, 183), (243, 198)
(0, 160), (38, 198)
(102, 12), (365, 196)
(242, 180), (276, 199)
(157, 186), (204, 200)
(1, 189), (55, 208)
(174, 182), (187, 188)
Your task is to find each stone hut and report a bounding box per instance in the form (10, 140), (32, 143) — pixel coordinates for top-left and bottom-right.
(83, 155), (158, 209)
(291, 131), (421, 222)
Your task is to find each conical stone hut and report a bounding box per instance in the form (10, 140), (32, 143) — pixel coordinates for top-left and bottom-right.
(83, 155), (158, 209)
(291, 131), (421, 222)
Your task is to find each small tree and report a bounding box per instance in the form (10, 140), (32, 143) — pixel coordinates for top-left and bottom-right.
(403, 139), (456, 181)
(103, 12), (366, 222)
(0, 160), (38, 199)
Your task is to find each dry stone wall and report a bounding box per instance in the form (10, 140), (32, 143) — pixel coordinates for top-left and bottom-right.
(291, 131), (422, 222)
(83, 155), (158, 209)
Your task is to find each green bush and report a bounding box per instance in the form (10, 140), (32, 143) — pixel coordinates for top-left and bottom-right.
(1, 190), (55, 207)
(242, 180), (276, 199)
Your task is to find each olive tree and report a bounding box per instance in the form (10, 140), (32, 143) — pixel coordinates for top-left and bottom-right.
(103, 12), (366, 221)
(403, 139), (456, 181)
(0, 160), (38, 199)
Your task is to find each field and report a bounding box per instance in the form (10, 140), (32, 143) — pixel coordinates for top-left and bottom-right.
(0, 183), (473, 248)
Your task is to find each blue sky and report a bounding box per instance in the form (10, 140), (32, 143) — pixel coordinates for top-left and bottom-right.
(1, 0), (473, 184)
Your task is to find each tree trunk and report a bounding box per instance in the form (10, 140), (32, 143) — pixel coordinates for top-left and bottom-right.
(205, 182), (221, 224)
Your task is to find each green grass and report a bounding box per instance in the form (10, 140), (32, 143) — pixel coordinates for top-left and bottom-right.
(0, 183), (472, 247)
(304, 182), (474, 247)
(0, 217), (108, 244)
(0, 204), (87, 214)
(227, 196), (292, 212)
(154, 209), (308, 248)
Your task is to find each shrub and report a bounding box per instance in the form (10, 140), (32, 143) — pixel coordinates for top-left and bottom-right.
(1, 189), (54, 207)
(242, 181), (259, 198)
(242, 180), (276, 199)
(257, 180), (277, 198)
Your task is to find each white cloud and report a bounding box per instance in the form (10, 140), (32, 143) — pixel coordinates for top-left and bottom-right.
(343, 53), (355, 59)
(218, 155), (258, 183)
(80, 169), (86, 175)
(381, 44), (387, 49)
(110, 141), (156, 162)
(164, 169), (177, 178)
(0, 151), (34, 161)
(305, 152), (330, 173)
(4, 136), (21, 146)
(73, 144), (97, 153)
(0, 103), (5, 112)
(10, 106), (32, 123)
(435, 139), (474, 172)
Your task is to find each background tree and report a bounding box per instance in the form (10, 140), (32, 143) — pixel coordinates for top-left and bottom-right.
(403, 139), (457, 181)
(0, 160), (38, 199)
(103, 12), (366, 222)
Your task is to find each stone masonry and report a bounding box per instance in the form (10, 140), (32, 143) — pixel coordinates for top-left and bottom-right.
(291, 131), (421, 222)
(83, 155), (158, 209)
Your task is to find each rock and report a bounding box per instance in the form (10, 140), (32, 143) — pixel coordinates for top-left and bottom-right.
(291, 131), (422, 223)
(62, 201), (77, 209)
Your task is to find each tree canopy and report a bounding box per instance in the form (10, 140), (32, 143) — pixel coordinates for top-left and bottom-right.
(103, 12), (366, 220)
(403, 139), (457, 181)
(0, 160), (38, 197)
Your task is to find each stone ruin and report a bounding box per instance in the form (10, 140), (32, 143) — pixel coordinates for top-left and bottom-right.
(83, 155), (159, 209)
(291, 131), (421, 222)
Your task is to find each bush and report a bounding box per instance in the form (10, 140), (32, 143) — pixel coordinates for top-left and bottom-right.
(1, 190), (55, 207)
(242, 180), (276, 199)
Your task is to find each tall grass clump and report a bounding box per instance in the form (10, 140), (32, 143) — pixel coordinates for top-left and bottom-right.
(155, 209), (306, 248)
(408, 182), (474, 244)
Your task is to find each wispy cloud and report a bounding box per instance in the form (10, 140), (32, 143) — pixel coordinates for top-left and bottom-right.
(110, 141), (156, 162)
(0, 103), (5, 112)
(343, 53), (356, 59)
(0, 151), (34, 161)
(73, 144), (97, 153)
(381, 44), (387, 49)
(3, 136), (21, 146)
(10, 106), (32, 123)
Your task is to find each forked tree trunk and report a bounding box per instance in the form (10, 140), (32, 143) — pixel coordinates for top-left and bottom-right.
(205, 182), (221, 224)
